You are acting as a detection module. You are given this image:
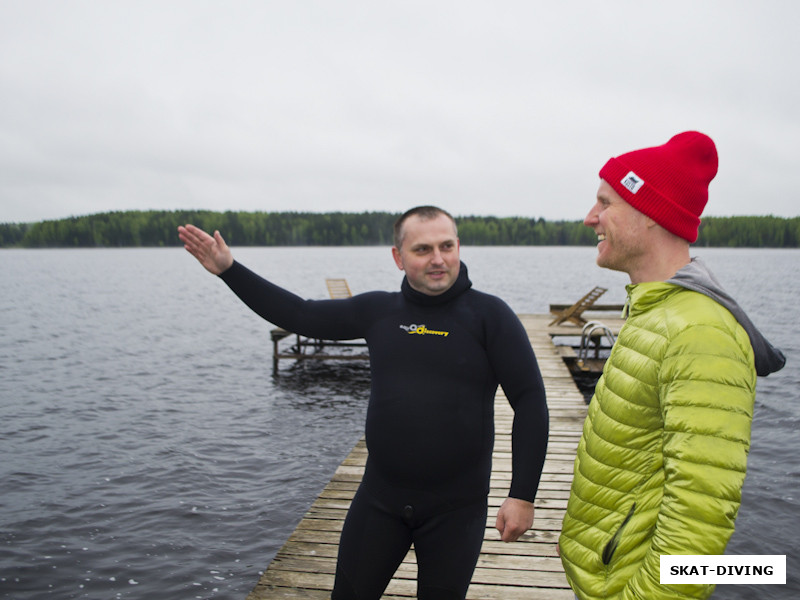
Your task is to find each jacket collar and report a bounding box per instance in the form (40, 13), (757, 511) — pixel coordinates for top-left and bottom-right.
(668, 258), (785, 376)
(624, 258), (785, 376)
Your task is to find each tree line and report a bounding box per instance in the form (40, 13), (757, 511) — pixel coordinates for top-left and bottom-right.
(1, 210), (798, 248)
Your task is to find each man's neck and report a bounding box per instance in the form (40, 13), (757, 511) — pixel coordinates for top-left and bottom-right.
(629, 242), (691, 284)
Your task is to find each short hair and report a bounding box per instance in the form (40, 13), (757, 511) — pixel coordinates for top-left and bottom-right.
(393, 206), (457, 249)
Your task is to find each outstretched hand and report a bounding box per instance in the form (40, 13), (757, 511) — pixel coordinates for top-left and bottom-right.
(495, 497), (534, 543)
(177, 224), (234, 275)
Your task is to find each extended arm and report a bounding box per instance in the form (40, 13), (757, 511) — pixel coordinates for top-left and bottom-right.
(178, 224), (368, 340)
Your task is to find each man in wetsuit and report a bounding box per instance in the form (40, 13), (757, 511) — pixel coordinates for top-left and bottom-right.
(178, 206), (549, 599)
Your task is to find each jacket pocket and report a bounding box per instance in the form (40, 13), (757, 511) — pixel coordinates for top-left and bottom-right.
(602, 502), (636, 565)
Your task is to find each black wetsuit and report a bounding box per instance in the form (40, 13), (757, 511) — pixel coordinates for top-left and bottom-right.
(219, 261), (548, 599)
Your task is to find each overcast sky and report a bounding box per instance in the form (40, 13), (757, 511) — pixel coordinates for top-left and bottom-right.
(1, 0), (798, 224)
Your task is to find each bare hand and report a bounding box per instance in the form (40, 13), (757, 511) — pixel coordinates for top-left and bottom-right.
(177, 224), (234, 275)
(495, 497), (534, 543)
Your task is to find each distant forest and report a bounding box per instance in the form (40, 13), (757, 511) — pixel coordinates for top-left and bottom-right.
(1, 210), (798, 248)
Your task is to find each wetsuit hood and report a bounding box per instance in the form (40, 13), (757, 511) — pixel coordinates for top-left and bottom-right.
(668, 257), (786, 376)
(401, 261), (472, 306)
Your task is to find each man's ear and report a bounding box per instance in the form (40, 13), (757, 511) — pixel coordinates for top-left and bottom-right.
(391, 246), (404, 271)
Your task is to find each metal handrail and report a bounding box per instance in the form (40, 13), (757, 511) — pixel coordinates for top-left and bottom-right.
(576, 321), (617, 369)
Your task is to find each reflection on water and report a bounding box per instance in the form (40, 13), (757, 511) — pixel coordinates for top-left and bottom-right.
(272, 360), (372, 409)
(1, 247), (797, 599)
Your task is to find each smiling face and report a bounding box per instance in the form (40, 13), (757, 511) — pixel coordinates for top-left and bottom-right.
(584, 180), (654, 282)
(392, 213), (460, 296)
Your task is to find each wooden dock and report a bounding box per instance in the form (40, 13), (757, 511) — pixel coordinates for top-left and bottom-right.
(247, 313), (624, 599)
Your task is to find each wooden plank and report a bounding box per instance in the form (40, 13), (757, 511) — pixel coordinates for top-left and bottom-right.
(246, 313), (589, 599)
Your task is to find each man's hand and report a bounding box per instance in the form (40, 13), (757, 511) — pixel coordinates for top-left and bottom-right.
(495, 497), (534, 543)
(177, 224), (234, 275)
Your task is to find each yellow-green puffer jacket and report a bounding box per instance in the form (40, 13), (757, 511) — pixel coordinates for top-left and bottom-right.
(559, 280), (756, 600)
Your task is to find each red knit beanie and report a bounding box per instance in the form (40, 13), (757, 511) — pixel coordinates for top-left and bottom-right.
(599, 131), (718, 243)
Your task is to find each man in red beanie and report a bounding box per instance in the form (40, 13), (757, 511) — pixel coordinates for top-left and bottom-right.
(558, 132), (785, 600)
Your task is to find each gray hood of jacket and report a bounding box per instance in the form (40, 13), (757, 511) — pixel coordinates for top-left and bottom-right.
(667, 258), (786, 377)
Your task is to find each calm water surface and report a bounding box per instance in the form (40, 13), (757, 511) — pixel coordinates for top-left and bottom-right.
(1, 246), (797, 599)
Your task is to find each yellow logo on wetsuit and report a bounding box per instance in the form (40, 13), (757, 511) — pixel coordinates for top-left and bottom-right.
(399, 323), (450, 337)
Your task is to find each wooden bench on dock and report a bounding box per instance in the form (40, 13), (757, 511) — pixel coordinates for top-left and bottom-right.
(325, 278), (352, 299)
(549, 286), (609, 326)
(249, 314), (591, 599)
(270, 278), (369, 369)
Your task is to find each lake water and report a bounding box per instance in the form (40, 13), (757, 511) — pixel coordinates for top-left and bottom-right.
(1, 246), (797, 599)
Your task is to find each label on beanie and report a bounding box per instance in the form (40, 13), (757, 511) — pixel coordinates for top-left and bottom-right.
(621, 171), (645, 194)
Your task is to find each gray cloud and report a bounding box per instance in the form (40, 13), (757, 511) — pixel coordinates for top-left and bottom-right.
(1, 0), (798, 223)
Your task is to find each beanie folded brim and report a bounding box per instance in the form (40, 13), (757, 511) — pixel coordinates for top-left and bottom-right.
(600, 158), (702, 243)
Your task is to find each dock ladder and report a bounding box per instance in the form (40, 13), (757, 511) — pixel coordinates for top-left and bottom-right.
(576, 320), (616, 371)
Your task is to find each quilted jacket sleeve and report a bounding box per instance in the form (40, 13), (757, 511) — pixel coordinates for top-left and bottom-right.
(623, 315), (756, 599)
